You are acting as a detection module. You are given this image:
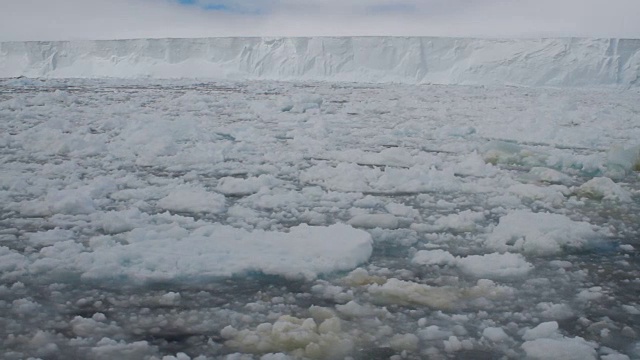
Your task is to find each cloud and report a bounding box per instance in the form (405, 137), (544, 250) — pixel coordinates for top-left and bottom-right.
(1, 0), (639, 41)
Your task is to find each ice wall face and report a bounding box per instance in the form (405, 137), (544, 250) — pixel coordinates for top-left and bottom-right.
(1, 37), (639, 87)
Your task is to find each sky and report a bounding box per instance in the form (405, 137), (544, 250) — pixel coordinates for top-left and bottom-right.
(1, 0), (639, 41)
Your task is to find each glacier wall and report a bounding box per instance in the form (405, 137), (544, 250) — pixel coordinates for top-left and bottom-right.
(1, 37), (639, 87)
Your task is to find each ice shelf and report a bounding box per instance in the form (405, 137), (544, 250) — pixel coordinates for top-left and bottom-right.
(1, 37), (639, 87)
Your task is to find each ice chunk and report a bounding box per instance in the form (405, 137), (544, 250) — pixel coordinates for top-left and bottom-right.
(576, 177), (632, 202)
(418, 325), (452, 340)
(70, 316), (122, 338)
(159, 292), (181, 306)
(605, 145), (640, 178)
(348, 214), (399, 229)
(601, 353), (631, 360)
(521, 320), (597, 359)
(385, 202), (419, 218)
(431, 210), (485, 233)
(619, 244), (635, 252)
(481, 140), (527, 166)
(368, 278), (459, 309)
(482, 327), (510, 342)
(413, 250), (533, 279)
(456, 252), (533, 279)
(222, 315), (352, 359)
(521, 337), (597, 360)
(576, 287), (605, 302)
(485, 210), (600, 255)
(335, 301), (378, 318)
(27, 228), (74, 247)
(39, 224), (372, 282)
(97, 208), (146, 235)
(522, 321), (559, 341)
(90, 338), (156, 360)
(530, 167), (573, 185)
(537, 302), (575, 320)
(389, 333), (419, 352)
(443, 336), (466, 353)
(23, 189), (97, 216)
(507, 184), (567, 207)
(412, 250), (456, 266)
(157, 187), (226, 214)
(622, 304), (640, 315)
(217, 175), (280, 196)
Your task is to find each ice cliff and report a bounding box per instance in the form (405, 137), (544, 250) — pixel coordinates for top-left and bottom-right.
(1, 37), (639, 87)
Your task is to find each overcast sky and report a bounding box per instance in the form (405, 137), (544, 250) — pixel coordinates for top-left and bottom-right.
(1, 0), (639, 41)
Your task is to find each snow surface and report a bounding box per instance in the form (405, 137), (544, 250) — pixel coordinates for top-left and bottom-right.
(1, 37), (640, 87)
(1, 76), (639, 359)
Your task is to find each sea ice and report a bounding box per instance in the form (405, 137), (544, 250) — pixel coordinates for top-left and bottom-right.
(485, 210), (601, 255)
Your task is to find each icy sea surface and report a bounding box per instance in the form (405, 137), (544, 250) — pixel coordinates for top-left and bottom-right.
(1, 78), (639, 359)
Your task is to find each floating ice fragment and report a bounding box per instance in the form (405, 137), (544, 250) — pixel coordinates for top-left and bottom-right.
(389, 333), (419, 352)
(157, 187), (226, 214)
(42, 223), (373, 282)
(485, 210), (600, 255)
(222, 315), (352, 359)
(456, 252), (533, 279)
(27, 228), (74, 247)
(507, 183), (568, 207)
(412, 250), (533, 279)
(348, 214), (399, 229)
(605, 145), (640, 178)
(418, 325), (452, 340)
(621, 304), (640, 315)
(423, 210), (485, 233)
(335, 301), (378, 318)
(529, 167), (573, 185)
(368, 278), (459, 309)
(480, 140), (527, 166)
(159, 292), (181, 306)
(217, 175), (280, 196)
(576, 177), (632, 202)
(482, 327), (510, 342)
(523, 321), (559, 341)
(24, 189), (97, 216)
(90, 338), (156, 360)
(521, 337), (597, 360)
(619, 244), (635, 252)
(536, 302), (575, 320)
(412, 249), (456, 267)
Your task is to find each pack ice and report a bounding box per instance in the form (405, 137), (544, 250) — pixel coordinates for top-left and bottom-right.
(1, 37), (639, 360)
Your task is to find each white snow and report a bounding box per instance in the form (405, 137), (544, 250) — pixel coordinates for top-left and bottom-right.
(1, 37), (639, 87)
